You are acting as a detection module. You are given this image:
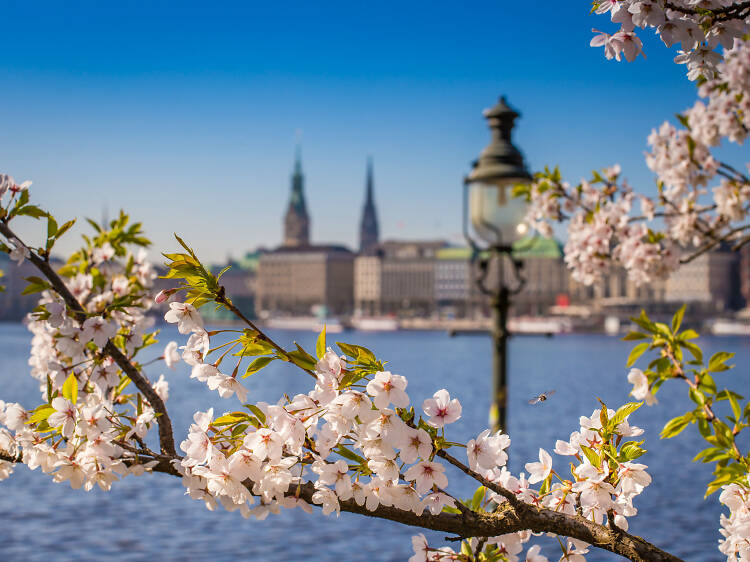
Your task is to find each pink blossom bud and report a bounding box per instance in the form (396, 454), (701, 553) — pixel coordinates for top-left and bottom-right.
(155, 289), (171, 304)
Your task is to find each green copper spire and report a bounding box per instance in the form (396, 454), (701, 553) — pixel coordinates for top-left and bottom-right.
(359, 156), (379, 253)
(284, 144), (310, 246)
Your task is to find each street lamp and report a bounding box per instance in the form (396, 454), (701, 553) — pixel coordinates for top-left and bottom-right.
(463, 95), (533, 433)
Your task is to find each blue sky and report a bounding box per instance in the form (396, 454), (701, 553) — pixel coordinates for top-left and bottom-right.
(0, 1), (738, 263)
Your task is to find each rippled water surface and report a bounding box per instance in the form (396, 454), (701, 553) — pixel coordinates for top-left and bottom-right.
(1, 322), (748, 561)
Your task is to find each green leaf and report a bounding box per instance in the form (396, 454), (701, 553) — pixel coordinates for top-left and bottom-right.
(699, 373), (717, 395)
(286, 345), (317, 371)
(234, 341), (275, 357)
(622, 331), (648, 341)
(706, 464), (747, 497)
(679, 328), (699, 341)
(728, 391), (742, 421)
(682, 341), (703, 363)
(243, 356), (274, 378)
(335, 445), (366, 465)
(631, 310), (655, 333)
(610, 401), (643, 429)
(21, 282), (49, 296)
(213, 411), (251, 426)
(689, 388), (706, 406)
(626, 342), (649, 367)
(620, 441), (647, 461)
(660, 414), (691, 439)
(539, 476), (551, 496)
(580, 445), (600, 467)
(470, 486), (485, 510)
(62, 372), (78, 404)
(337, 342), (377, 363)
(338, 370), (364, 389)
(713, 420), (734, 448)
(245, 404), (266, 425)
(85, 217), (103, 233)
(693, 446), (726, 463)
(54, 219), (76, 241)
(46, 215), (58, 240)
(671, 305), (686, 334)
(716, 389), (744, 402)
(708, 352), (735, 373)
(698, 418), (712, 438)
(599, 401), (609, 428)
(27, 405), (55, 425)
(15, 204), (47, 219)
(316, 325), (326, 359)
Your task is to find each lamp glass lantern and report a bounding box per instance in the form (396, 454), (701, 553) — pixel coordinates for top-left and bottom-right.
(464, 96), (532, 249)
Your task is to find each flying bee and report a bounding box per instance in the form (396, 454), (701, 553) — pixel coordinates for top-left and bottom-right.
(528, 390), (556, 405)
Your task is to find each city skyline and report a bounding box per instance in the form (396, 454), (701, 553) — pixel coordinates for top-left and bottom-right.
(2, 1), (746, 263)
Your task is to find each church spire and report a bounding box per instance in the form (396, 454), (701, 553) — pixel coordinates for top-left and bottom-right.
(284, 144), (310, 247)
(359, 157), (379, 253)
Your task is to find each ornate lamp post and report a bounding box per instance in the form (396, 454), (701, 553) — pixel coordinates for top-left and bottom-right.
(463, 96), (533, 432)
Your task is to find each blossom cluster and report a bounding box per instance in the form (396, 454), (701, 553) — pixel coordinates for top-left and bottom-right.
(164, 300), (469, 519)
(719, 478), (750, 560)
(591, 0), (748, 81)
(523, 166), (679, 285)
(645, 40), (750, 238)
(523, 39), (749, 286)
(0, 222), (167, 492)
(411, 404), (652, 561)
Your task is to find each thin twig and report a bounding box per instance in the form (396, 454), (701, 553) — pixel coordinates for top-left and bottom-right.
(215, 288), (315, 378)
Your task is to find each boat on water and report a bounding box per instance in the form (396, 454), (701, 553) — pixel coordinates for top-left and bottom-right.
(449, 316), (573, 336)
(508, 316), (573, 335)
(707, 319), (750, 336)
(350, 316), (399, 332)
(604, 316), (621, 335)
(263, 317), (344, 333)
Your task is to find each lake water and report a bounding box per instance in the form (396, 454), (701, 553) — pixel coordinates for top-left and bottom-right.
(0, 322), (747, 561)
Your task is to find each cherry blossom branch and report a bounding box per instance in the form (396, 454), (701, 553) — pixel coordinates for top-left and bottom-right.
(0, 221), (178, 458)
(679, 224), (750, 264)
(719, 161), (750, 184)
(663, 1), (750, 21)
(0, 450), (21, 463)
(435, 449), (520, 508)
(107, 457), (683, 562)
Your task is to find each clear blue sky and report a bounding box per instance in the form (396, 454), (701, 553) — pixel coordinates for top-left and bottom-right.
(0, 1), (735, 263)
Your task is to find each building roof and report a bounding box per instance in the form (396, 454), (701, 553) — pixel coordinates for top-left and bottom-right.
(435, 237), (563, 261)
(512, 236), (563, 259)
(266, 244), (354, 255)
(237, 251), (262, 271)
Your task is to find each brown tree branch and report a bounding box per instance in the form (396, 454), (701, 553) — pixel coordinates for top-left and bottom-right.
(214, 288), (316, 378)
(679, 224), (750, 264)
(664, 1), (750, 21)
(0, 446), (681, 561)
(0, 221), (178, 457)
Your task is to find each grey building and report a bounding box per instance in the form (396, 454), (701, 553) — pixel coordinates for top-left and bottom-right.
(664, 246), (740, 313)
(434, 239), (569, 319)
(354, 240), (446, 316)
(257, 245), (354, 316)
